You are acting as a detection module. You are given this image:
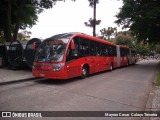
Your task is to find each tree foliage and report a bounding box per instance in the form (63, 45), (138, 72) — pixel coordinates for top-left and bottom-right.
(114, 31), (134, 47)
(86, 0), (99, 36)
(84, 18), (101, 33)
(88, 0), (99, 7)
(17, 30), (31, 41)
(100, 27), (117, 40)
(0, 0), (64, 42)
(113, 30), (152, 55)
(134, 43), (151, 56)
(115, 34), (133, 47)
(115, 0), (160, 44)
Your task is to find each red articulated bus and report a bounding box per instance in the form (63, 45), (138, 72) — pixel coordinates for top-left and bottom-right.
(32, 33), (137, 79)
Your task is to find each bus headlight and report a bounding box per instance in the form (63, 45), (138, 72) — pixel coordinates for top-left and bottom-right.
(32, 62), (37, 69)
(32, 65), (35, 69)
(53, 63), (64, 71)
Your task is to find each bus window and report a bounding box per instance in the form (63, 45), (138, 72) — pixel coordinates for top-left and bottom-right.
(120, 48), (129, 57)
(111, 46), (117, 56)
(79, 38), (89, 56)
(90, 41), (96, 56)
(36, 39), (67, 62)
(101, 44), (108, 56)
(108, 46), (113, 56)
(66, 37), (79, 61)
(113, 46), (117, 56)
(120, 48), (124, 57)
(95, 42), (101, 56)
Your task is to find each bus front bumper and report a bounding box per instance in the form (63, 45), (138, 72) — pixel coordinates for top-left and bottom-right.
(32, 69), (67, 79)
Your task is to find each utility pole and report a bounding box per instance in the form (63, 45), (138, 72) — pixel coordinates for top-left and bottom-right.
(93, 0), (96, 37)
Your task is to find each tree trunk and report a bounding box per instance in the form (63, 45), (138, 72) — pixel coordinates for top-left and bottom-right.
(4, 0), (12, 42)
(13, 23), (19, 42)
(93, 0), (96, 37)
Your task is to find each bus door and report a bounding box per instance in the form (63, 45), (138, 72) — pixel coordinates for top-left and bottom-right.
(101, 44), (109, 71)
(95, 43), (102, 72)
(66, 39), (80, 78)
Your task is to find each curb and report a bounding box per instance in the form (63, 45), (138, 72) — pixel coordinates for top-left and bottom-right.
(0, 77), (41, 86)
(142, 61), (160, 120)
(142, 88), (155, 120)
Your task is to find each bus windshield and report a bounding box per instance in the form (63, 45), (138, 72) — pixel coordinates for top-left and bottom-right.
(35, 38), (69, 62)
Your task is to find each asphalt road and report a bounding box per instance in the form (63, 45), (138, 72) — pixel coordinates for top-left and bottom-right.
(0, 60), (159, 120)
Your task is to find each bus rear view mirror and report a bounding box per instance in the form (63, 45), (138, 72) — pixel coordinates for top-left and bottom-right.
(71, 40), (75, 50)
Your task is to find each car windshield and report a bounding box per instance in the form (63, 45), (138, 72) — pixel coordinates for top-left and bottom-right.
(35, 34), (72, 62)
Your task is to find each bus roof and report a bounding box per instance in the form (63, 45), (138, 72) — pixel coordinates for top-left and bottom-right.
(48, 32), (85, 40)
(118, 45), (129, 49)
(72, 33), (116, 46)
(44, 32), (122, 47)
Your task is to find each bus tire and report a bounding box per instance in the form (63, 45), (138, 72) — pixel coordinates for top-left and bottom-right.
(81, 65), (89, 79)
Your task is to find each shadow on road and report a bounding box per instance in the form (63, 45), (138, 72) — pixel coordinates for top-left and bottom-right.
(0, 63), (141, 86)
(0, 77), (41, 86)
(35, 64), (139, 85)
(35, 77), (81, 85)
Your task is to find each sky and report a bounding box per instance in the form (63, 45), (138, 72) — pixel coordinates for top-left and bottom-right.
(27, 0), (123, 39)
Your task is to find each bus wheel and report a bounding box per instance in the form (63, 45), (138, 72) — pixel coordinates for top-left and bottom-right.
(110, 64), (113, 71)
(81, 65), (88, 79)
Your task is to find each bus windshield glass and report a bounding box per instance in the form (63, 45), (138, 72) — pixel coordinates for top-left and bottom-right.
(35, 38), (69, 62)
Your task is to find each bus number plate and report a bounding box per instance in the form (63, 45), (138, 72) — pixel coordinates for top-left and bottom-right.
(40, 74), (45, 77)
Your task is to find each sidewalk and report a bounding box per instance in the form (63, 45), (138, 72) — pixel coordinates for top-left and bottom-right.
(139, 60), (160, 120)
(0, 68), (37, 85)
(150, 86), (160, 120)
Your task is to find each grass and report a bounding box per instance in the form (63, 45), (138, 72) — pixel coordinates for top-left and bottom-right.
(155, 62), (160, 86)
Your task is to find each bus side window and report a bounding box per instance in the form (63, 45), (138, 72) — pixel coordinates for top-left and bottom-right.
(101, 44), (108, 56)
(79, 38), (89, 56)
(95, 42), (101, 56)
(66, 38), (79, 62)
(114, 46), (117, 56)
(90, 41), (96, 56)
(108, 46), (113, 56)
(120, 48), (123, 57)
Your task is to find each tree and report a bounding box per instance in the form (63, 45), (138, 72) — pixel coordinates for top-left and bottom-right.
(100, 27), (117, 40)
(85, 0), (99, 36)
(84, 18), (101, 36)
(17, 30), (31, 41)
(115, 0), (160, 44)
(135, 43), (151, 56)
(11, 0), (39, 42)
(0, 0), (64, 42)
(0, 0), (12, 42)
(114, 31), (152, 56)
(115, 34), (133, 47)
